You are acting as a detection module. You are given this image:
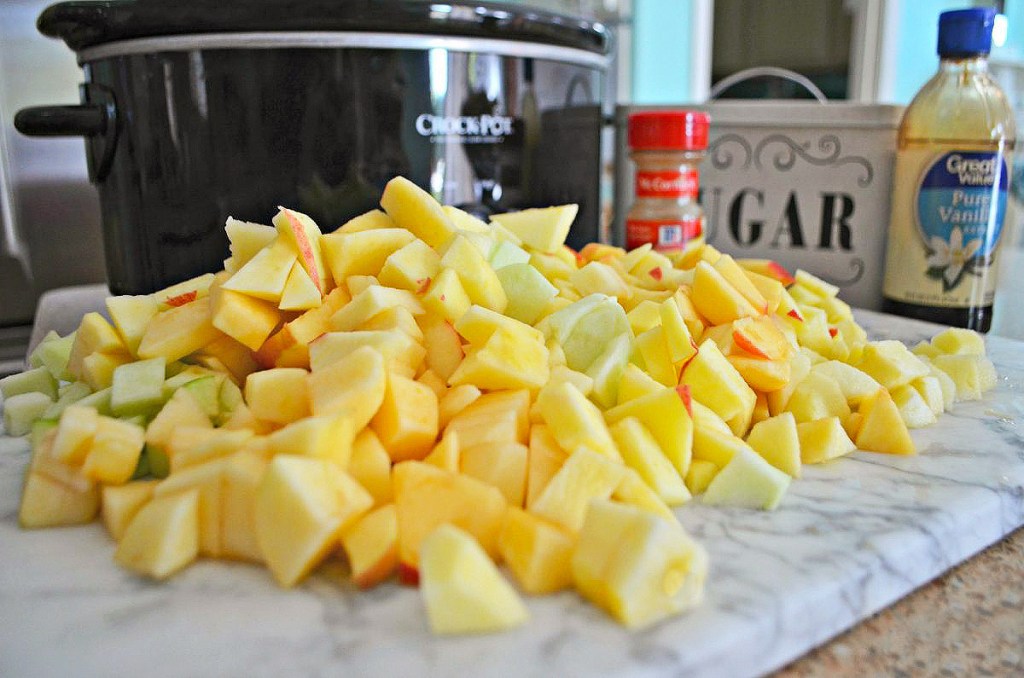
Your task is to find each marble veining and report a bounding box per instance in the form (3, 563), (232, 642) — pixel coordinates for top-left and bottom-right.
(1, 310), (1023, 678)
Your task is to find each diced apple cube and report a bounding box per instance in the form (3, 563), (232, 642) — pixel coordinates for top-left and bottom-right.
(1, 366), (58, 401)
(891, 384), (938, 428)
(702, 447), (791, 510)
(572, 499), (707, 629)
(490, 205), (577, 253)
(102, 480), (159, 541)
(3, 391), (53, 437)
(529, 446), (625, 533)
(796, 417), (856, 464)
(244, 367), (310, 424)
(114, 488), (200, 579)
(380, 176), (458, 249)
(255, 456), (372, 587)
(420, 524), (529, 635)
(498, 507), (574, 594)
(340, 503), (399, 589)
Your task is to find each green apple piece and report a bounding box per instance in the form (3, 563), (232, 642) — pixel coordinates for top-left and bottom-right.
(702, 447), (791, 510)
(75, 387), (113, 416)
(111, 357), (168, 418)
(586, 332), (632, 409)
(28, 331), (59, 368)
(130, 447), (152, 480)
(561, 297), (631, 373)
(543, 294), (603, 345)
(163, 366), (218, 394)
(182, 375), (224, 419)
(31, 331), (76, 381)
(218, 378), (244, 422)
(488, 240), (530, 270)
(31, 419), (59, 448)
(495, 263), (558, 326)
(3, 391), (54, 437)
(146, 445), (171, 479)
(1, 366), (58, 401)
(43, 381), (93, 420)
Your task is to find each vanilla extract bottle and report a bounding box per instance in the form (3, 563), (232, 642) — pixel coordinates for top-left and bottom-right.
(881, 7), (1016, 332)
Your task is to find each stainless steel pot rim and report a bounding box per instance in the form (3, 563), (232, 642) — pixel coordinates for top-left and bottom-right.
(76, 31), (611, 69)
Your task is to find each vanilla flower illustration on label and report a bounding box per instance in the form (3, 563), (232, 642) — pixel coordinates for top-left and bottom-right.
(916, 151), (1008, 292)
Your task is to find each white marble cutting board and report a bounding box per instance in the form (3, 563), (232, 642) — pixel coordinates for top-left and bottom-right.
(1, 310), (1022, 678)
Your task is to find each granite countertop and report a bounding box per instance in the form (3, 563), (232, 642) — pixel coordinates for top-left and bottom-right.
(1, 292), (1023, 677)
(779, 527), (1024, 677)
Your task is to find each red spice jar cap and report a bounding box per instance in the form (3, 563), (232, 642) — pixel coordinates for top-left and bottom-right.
(628, 110), (710, 151)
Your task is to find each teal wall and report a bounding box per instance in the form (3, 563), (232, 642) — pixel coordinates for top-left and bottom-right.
(889, 1), (963, 103)
(631, 0), (697, 103)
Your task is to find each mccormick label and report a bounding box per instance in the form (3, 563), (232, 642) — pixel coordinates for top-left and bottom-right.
(884, 147), (1010, 308)
(635, 170), (699, 199)
(626, 217), (703, 251)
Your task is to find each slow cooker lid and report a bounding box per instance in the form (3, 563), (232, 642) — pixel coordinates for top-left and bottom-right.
(38, 0), (611, 55)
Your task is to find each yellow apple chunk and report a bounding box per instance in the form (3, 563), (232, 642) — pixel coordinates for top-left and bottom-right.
(392, 461), (508, 577)
(854, 388), (916, 455)
(380, 176), (458, 249)
(745, 412), (801, 477)
(308, 344), (387, 430)
(209, 275), (283, 351)
(255, 456), (372, 587)
(460, 441), (528, 507)
(340, 503), (399, 589)
(572, 499), (707, 629)
(498, 507), (575, 594)
(347, 429), (394, 506)
(322, 228), (415, 282)
(490, 205), (577, 253)
(371, 372), (439, 462)
(102, 480), (159, 541)
(82, 416), (145, 485)
(137, 297), (223, 363)
(420, 524), (529, 635)
(244, 367), (311, 424)
(114, 488), (200, 580)
(220, 238), (297, 302)
(529, 446), (626, 533)
(797, 417), (857, 464)
(610, 417), (691, 505)
(535, 380), (619, 461)
(221, 449), (271, 563)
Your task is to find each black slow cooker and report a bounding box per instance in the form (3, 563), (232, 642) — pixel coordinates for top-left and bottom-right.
(16, 0), (611, 294)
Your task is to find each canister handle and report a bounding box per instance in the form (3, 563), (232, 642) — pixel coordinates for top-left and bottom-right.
(709, 66), (828, 103)
(13, 83), (118, 182)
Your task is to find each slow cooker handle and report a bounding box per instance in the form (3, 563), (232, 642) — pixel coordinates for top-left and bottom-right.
(14, 105), (107, 137)
(13, 84), (119, 182)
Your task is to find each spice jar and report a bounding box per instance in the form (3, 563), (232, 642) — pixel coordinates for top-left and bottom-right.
(626, 110), (710, 252)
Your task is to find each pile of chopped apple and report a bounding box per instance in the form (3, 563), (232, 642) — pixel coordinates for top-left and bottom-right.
(1, 176), (998, 634)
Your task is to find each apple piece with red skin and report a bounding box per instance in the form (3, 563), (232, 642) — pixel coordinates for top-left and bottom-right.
(737, 258), (796, 286)
(165, 291), (197, 307)
(273, 207), (327, 295)
(732, 316), (791, 361)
